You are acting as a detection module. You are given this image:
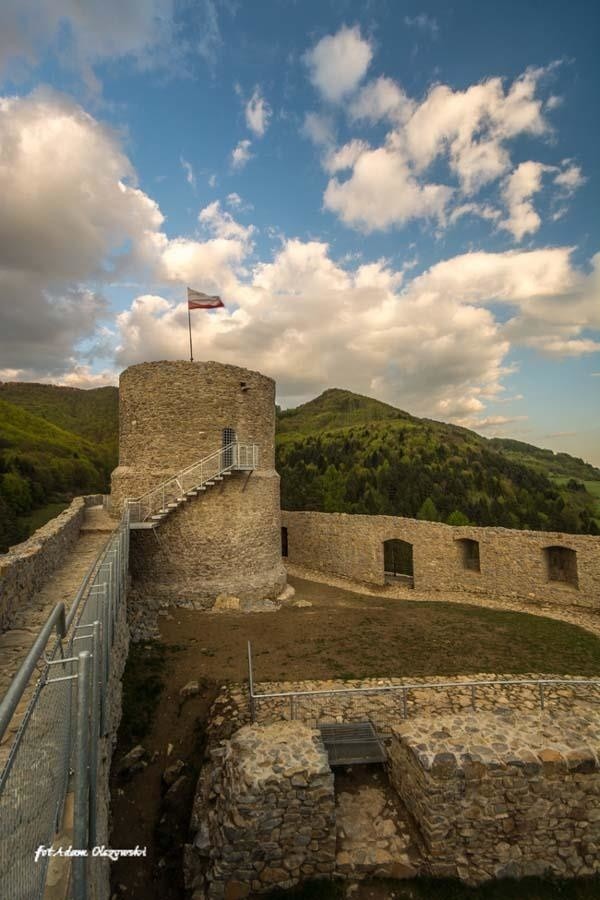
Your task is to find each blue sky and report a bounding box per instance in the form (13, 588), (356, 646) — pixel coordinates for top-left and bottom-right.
(0, 0), (598, 463)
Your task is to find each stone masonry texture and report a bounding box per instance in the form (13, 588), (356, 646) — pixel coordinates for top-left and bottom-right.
(0, 497), (86, 631)
(111, 360), (286, 607)
(192, 721), (336, 897)
(282, 511), (600, 609)
(388, 708), (600, 884)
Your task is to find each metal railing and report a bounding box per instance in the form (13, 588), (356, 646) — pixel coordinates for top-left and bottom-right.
(127, 441), (258, 523)
(0, 509), (130, 900)
(247, 644), (600, 734)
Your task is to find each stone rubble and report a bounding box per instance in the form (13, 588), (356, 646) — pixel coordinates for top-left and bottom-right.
(335, 782), (419, 879)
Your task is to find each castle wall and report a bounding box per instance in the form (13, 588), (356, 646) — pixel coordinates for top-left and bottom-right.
(0, 496), (86, 631)
(111, 361), (286, 612)
(281, 511), (600, 609)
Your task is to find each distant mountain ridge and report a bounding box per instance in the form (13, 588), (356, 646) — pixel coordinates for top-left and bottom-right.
(275, 388), (600, 534)
(0, 381), (598, 551)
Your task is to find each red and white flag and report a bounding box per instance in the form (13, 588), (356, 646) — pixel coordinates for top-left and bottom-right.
(187, 287), (224, 309)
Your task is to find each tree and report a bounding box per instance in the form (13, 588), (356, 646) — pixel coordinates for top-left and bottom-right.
(446, 510), (470, 526)
(417, 497), (440, 522)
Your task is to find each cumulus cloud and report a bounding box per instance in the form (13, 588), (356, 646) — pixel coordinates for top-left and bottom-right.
(349, 76), (414, 125)
(114, 236), (600, 426)
(500, 161), (552, 241)
(231, 139), (252, 170)
(245, 87), (272, 137)
(0, 0), (179, 90)
(304, 25), (372, 103)
(316, 63), (572, 233)
(2, 86), (597, 438)
(198, 201), (255, 243)
(323, 145), (453, 231)
(0, 89), (163, 379)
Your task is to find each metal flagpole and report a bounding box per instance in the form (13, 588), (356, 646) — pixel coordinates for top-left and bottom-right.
(188, 299), (193, 362)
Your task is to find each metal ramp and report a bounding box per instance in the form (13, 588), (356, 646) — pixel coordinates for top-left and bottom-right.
(319, 721), (387, 766)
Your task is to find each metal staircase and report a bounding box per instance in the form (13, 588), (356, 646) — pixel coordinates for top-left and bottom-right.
(126, 441), (258, 529)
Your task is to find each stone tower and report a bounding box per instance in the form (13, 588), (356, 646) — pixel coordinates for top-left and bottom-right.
(111, 360), (287, 608)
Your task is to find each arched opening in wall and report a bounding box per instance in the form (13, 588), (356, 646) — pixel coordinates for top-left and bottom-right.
(383, 539), (414, 587)
(222, 427), (236, 468)
(281, 526), (288, 558)
(456, 538), (481, 572)
(544, 546), (578, 588)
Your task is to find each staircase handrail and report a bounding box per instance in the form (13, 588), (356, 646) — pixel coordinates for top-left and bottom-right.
(126, 441), (258, 523)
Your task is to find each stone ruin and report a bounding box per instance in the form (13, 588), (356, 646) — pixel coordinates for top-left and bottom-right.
(184, 684), (600, 896)
(189, 722), (336, 898)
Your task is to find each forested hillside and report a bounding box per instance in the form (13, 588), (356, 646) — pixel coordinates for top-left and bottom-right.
(1, 381), (598, 552)
(276, 389), (600, 534)
(0, 384), (118, 552)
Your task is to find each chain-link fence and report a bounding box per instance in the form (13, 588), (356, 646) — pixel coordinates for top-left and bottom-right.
(0, 507), (129, 900)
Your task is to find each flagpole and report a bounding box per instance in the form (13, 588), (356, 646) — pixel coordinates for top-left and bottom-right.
(187, 301), (193, 362)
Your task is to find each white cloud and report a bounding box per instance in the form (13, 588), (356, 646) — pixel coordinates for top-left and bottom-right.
(180, 156), (196, 190)
(198, 201), (255, 242)
(0, 89), (163, 378)
(349, 76), (414, 125)
(0, 0), (180, 90)
(231, 139), (252, 170)
(323, 144), (453, 231)
(208, 173), (217, 188)
(302, 112), (336, 148)
(304, 25), (373, 103)
(317, 65), (568, 233)
(245, 86), (272, 137)
(323, 139), (370, 174)
(500, 160), (552, 241)
(554, 163), (585, 192)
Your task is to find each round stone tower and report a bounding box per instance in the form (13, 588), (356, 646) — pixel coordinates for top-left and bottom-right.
(111, 360), (286, 609)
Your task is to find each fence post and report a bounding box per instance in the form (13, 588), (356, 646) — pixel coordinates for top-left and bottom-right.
(101, 583), (110, 734)
(89, 622), (102, 846)
(247, 641), (256, 723)
(73, 650), (91, 900)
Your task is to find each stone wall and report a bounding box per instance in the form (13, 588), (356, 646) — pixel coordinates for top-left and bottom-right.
(189, 721), (336, 897)
(282, 511), (600, 609)
(388, 708), (600, 884)
(111, 360), (286, 611)
(0, 497), (86, 631)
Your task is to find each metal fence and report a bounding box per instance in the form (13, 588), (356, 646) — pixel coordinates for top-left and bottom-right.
(0, 508), (129, 900)
(247, 644), (600, 735)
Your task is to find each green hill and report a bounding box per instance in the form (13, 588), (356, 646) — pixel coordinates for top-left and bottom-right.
(0, 381), (118, 455)
(276, 389), (600, 535)
(1, 380), (598, 551)
(0, 386), (118, 552)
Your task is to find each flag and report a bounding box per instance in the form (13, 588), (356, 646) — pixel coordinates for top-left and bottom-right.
(187, 287), (224, 310)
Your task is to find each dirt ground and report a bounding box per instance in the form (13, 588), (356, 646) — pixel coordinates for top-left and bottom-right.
(109, 576), (600, 900)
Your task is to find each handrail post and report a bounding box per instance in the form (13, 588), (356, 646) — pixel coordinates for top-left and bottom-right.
(73, 650), (91, 900)
(89, 621), (102, 846)
(247, 641), (256, 723)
